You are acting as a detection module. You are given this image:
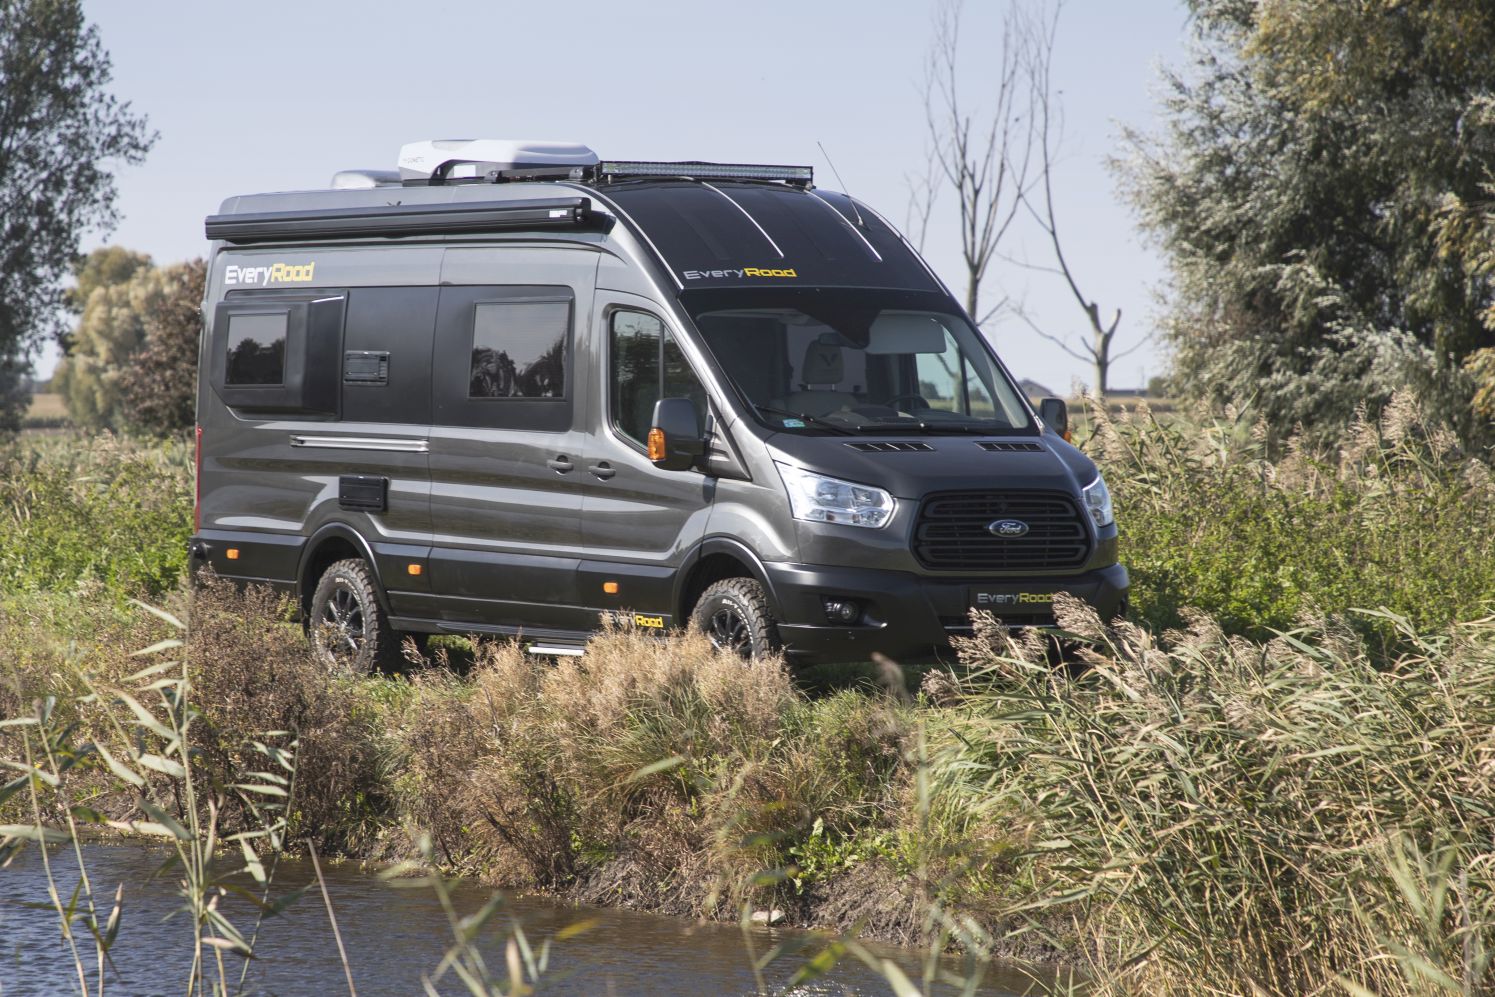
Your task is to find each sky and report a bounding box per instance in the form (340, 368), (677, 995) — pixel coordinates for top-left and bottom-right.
(52, 0), (1192, 392)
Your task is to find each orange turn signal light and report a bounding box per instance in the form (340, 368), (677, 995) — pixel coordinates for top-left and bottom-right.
(603, 581), (619, 595)
(647, 427), (666, 462)
(225, 548), (240, 560)
(407, 563), (423, 576)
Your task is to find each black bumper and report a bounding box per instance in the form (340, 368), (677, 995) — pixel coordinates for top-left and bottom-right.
(764, 560), (1130, 664)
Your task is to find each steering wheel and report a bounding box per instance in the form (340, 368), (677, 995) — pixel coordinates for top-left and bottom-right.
(878, 393), (931, 413)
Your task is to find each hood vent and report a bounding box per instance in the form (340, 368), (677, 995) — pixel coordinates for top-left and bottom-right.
(976, 441), (1044, 452)
(846, 441), (935, 453)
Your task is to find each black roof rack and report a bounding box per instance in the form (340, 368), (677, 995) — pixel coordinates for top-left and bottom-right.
(597, 161), (813, 187)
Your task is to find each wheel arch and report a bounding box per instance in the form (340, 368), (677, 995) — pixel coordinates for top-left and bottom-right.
(296, 524), (389, 618)
(675, 536), (777, 624)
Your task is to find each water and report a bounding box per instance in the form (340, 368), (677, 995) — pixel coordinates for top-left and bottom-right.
(0, 843), (1051, 996)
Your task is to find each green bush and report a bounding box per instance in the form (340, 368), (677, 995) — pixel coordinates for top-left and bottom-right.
(1087, 394), (1495, 643)
(0, 432), (192, 598)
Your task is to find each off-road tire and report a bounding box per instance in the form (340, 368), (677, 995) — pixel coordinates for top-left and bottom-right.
(308, 558), (403, 674)
(691, 577), (782, 660)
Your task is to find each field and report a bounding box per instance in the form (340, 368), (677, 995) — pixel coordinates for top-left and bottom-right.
(4, 398), (1495, 995)
(22, 392), (68, 431)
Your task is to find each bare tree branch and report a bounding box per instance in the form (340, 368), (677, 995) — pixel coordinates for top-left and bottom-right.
(1012, 307), (1094, 365)
(1012, 0), (1146, 396)
(903, 144), (939, 253)
(922, 0), (1043, 329)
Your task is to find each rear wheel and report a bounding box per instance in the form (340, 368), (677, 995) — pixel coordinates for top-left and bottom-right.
(308, 558), (403, 673)
(691, 577), (781, 660)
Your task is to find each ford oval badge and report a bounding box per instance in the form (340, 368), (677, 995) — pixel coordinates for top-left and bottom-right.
(988, 519), (1030, 538)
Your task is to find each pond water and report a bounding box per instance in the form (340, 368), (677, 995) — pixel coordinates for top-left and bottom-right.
(0, 843), (1059, 996)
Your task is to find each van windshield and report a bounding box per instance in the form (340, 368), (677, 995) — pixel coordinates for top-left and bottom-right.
(681, 288), (1034, 435)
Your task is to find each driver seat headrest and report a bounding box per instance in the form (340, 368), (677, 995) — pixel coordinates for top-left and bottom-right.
(800, 341), (844, 385)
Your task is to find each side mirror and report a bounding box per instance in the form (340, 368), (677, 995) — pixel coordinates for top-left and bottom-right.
(649, 398), (706, 472)
(1039, 397), (1071, 442)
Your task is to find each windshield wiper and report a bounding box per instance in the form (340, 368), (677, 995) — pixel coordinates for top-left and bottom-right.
(752, 404), (856, 435)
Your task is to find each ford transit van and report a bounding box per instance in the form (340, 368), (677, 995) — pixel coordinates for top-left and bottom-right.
(190, 139), (1128, 669)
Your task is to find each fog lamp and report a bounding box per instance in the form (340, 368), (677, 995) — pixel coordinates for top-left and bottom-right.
(822, 598), (861, 624)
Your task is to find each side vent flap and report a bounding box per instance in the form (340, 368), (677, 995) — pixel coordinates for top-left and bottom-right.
(338, 475), (388, 513)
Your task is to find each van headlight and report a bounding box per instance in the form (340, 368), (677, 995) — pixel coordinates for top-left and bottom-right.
(1082, 474), (1114, 528)
(775, 462), (895, 529)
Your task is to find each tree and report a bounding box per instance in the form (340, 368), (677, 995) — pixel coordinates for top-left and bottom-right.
(118, 258), (204, 435)
(53, 251), (203, 434)
(1010, 2), (1141, 397)
(64, 244), (151, 316)
(0, 0), (154, 433)
(920, 0), (1041, 328)
(918, 0), (1138, 396)
(52, 248), (152, 429)
(1123, 0), (1495, 443)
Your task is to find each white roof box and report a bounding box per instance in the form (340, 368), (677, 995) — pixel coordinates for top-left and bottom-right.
(398, 139), (599, 182)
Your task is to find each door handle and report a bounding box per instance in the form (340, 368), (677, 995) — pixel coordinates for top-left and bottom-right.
(588, 462), (616, 480)
(547, 455), (574, 473)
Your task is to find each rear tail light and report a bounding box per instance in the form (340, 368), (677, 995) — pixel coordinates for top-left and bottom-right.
(194, 425), (203, 532)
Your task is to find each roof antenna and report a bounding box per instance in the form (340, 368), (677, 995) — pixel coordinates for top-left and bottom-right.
(817, 140), (866, 227)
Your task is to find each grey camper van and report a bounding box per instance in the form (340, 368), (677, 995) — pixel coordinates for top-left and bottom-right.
(190, 139), (1128, 669)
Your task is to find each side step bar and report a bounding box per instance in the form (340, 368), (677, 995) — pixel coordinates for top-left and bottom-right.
(526, 644), (586, 657)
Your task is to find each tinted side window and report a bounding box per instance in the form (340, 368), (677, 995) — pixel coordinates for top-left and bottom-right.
(225, 312), (287, 385)
(469, 300), (568, 399)
(432, 285), (575, 432)
(610, 310), (706, 445)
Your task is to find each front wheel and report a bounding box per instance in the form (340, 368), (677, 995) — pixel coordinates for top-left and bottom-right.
(307, 558), (402, 673)
(690, 577), (781, 660)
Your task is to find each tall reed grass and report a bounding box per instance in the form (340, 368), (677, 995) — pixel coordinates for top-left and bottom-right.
(930, 595), (1495, 994)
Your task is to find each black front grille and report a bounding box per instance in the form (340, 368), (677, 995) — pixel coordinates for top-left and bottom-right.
(914, 491), (1090, 571)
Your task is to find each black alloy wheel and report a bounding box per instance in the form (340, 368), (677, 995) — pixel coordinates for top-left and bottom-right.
(308, 558), (402, 673)
(690, 577), (781, 660)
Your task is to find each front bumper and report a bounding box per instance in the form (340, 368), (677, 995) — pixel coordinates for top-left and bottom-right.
(764, 560), (1130, 664)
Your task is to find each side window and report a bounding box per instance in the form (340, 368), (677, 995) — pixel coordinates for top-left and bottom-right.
(210, 292), (345, 416)
(610, 310), (706, 446)
(225, 312), (288, 385)
(469, 299), (569, 399)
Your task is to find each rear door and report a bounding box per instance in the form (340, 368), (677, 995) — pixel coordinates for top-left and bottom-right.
(423, 247), (599, 631)
(576, 292), (714, 626)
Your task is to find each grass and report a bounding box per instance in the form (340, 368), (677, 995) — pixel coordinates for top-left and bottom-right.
(6, 404), (1495, 994)
(930, 597), (1495, 994)
(1087, 392), (1495, 643)
(0, 431), (192, 600)
(8, 578), (1495, 994)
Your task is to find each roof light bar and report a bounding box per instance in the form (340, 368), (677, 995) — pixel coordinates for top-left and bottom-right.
(599, 160), (813, 185)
